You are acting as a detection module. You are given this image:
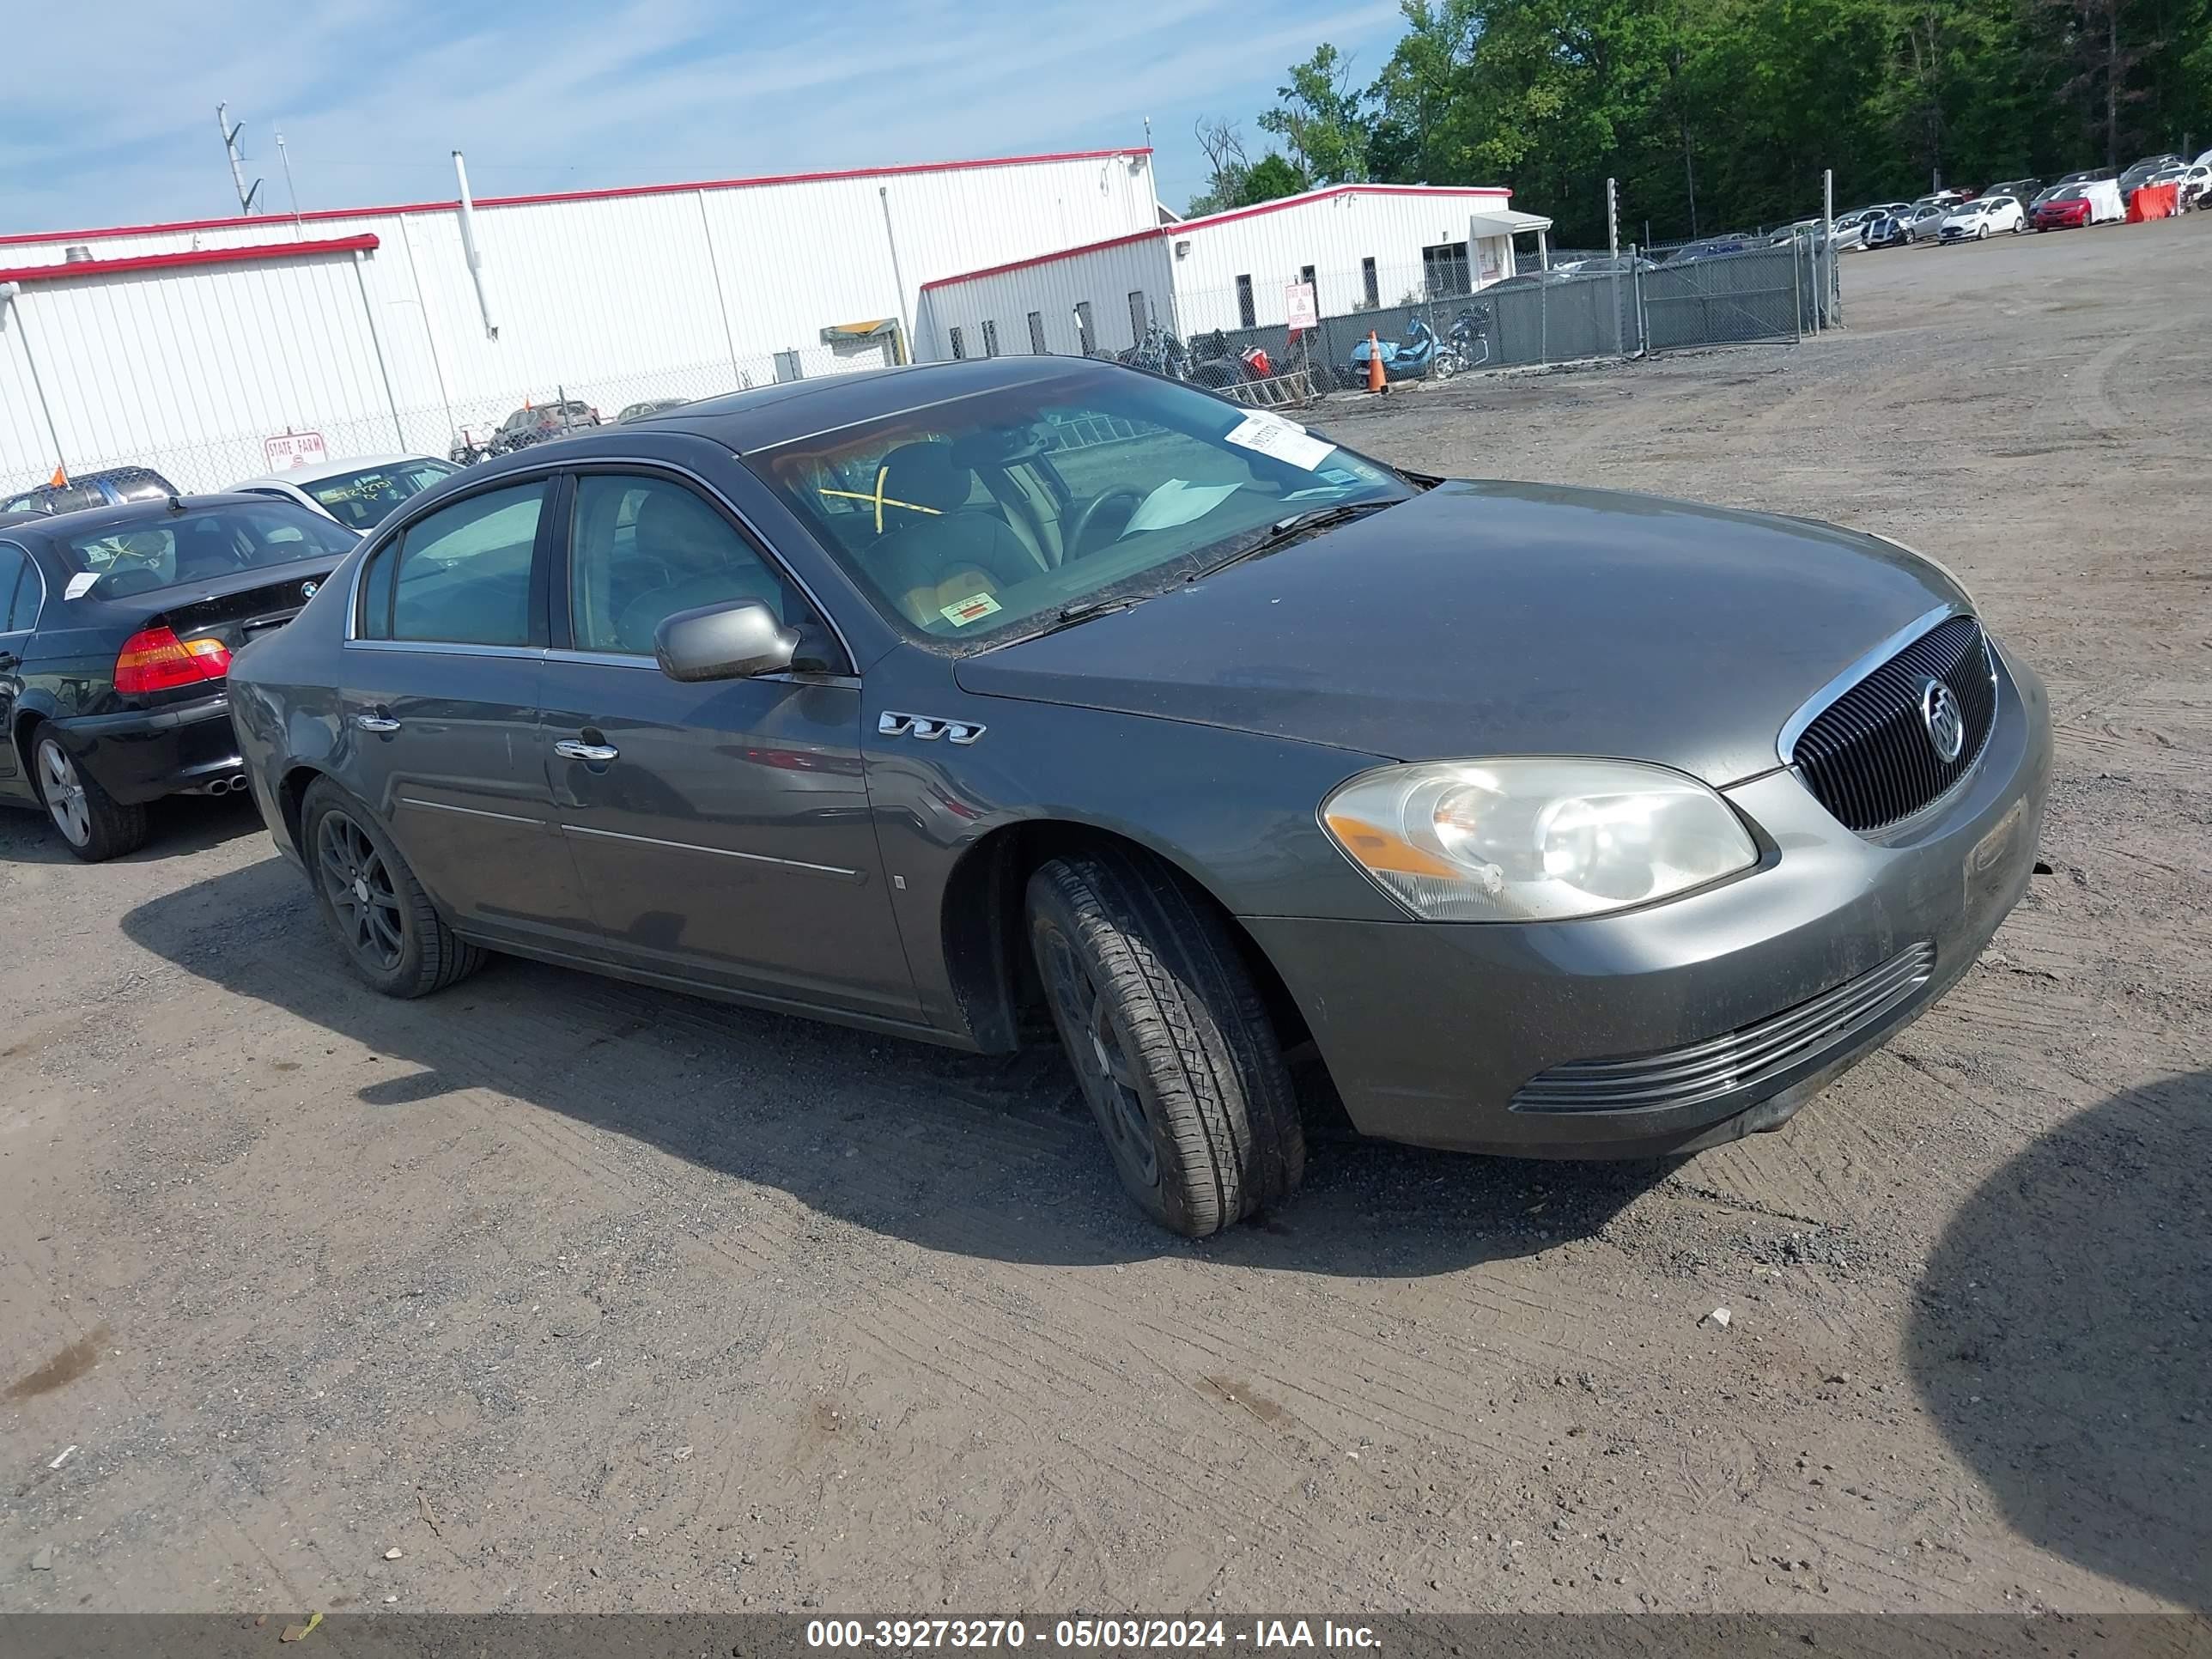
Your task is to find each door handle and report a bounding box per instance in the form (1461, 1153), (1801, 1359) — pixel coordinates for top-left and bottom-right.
(553, 738), (619, 763)
(354, 714), (401, 733)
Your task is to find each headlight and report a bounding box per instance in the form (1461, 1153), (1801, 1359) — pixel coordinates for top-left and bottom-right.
(1321, 758), (1759, 922)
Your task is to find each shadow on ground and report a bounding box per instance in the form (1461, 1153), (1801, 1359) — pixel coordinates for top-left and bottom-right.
(122, 855), (1670, 1277)
(0, 792), (264, 866)
(1909, 1068), (2211, 1610)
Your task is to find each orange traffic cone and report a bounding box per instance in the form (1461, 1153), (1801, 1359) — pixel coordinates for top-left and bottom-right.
(48, 465), (67, 488)
(1365, 331), (1386, 394)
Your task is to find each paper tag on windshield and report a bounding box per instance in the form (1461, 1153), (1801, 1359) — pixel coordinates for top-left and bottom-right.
(940, 592), (1002, 627)
(64, 573), (100, 600)
(1224, 412), (1334, 471)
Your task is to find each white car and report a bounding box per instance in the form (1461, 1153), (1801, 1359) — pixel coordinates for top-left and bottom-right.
(226, 453), (459, 532)
(1938, 195), (2025, 240)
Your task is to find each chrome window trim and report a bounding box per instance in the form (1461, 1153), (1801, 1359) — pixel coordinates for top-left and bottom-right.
(398, 796), (548, 828)
(540, 645), (860, 689)
(346, 639), (546, 662)
(560, 821), (861, 881)
(1776, 601), (1975, 766)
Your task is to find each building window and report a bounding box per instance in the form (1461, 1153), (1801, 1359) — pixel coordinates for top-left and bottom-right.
(1422, 240), (1472, 297)
(1235, 275), (1256, 329)
(1300, 264), (1316, 289)
(1127, 290), (1147, 343)
(981, 319), (1000, 358)
(1360, 258), (1379, 309)
(948, 326), (966, 360)
(1028, 311), (1048, 354)
(1074, 301), (1096, 355)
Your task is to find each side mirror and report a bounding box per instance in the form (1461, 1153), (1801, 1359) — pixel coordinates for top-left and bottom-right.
(653, 599), (799, 684)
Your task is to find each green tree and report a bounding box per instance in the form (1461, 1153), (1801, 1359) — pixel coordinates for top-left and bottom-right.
(1259, 45), (1373, 183)
(1239, 153), (1310, 203)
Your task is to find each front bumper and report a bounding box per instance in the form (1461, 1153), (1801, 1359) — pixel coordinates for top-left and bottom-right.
(52, 692), (244, 805)
(1245, 647), (2051, 1158)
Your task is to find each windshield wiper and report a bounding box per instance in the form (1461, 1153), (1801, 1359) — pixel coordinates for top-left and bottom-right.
(1189, 500), (1397, 581)
(977, 594), (1147, 651)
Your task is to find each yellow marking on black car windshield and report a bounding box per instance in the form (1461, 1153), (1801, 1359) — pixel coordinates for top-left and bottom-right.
(818, 464), (944, 532)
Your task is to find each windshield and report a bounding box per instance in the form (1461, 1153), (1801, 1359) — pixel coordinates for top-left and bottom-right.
(749, 368), (1409, 647)
(58, 501), (357, 599)
(302, 459), (457, 529)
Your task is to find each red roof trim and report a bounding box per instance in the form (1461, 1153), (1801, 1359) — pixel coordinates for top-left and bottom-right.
(0, 234), (380, 284)
(918, 182), (1513, 292)
(919, 226), (1168, 292)
(0, 148), (1153, 250)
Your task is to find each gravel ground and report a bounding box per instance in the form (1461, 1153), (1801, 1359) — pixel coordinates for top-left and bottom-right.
(3, 216), (2207, 1618)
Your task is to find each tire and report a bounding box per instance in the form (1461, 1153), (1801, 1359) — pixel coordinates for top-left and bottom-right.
(1027, 848), (1304, 1237)
(300, 778), (483, 998)
(32, 730), (149, 862)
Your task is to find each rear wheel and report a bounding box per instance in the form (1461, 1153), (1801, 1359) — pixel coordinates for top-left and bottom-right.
(33, 731), (149, 862)
(301, 780), (483, 998)
(1027, 848), (1304, 1237)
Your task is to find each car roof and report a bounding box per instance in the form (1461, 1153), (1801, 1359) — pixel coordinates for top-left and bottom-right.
(229, 453), (441, 489)
(612, 356), (1096, 454)
(0, 491), (302, 546)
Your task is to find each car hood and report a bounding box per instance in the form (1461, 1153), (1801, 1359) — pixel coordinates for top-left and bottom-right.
(951, 481), (1967, 787)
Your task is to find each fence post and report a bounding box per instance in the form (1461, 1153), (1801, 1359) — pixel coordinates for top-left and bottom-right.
(1820, 168), (1834, 335)
(350, 250), (407, 453)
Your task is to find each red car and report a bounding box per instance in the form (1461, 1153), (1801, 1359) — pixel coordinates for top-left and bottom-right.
(2033, 191), (2094, 230)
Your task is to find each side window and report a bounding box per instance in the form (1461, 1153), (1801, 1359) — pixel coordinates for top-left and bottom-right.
(567, 474), (799, 656)
(360, 483), (543, 646)
(0, 545), (27, 632)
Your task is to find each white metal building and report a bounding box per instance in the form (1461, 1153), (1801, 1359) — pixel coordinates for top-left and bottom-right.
(0, 148), (1161, 493)
(915, 184), (1547, 361)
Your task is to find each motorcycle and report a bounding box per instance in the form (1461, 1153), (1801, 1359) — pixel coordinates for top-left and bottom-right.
(1347, 315), (1443, 385)
(1431, 307), (1492, 378)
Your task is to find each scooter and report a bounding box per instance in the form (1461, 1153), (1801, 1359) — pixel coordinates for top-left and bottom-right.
(1347, 315), (1441, 384)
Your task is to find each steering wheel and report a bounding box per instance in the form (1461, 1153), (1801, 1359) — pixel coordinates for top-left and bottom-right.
(1066, 488), (1146, 559)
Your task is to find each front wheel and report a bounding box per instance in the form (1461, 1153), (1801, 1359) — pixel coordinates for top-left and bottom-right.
(301, 779), (484, 998)
(1027, 849), (1304, 1237)
(33, 732), (149, 862)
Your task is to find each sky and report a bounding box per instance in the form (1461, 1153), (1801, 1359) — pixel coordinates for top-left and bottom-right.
(0, 0), (1409, 235)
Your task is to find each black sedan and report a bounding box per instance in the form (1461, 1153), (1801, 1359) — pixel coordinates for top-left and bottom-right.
(0, 495), (358, 859)
(227, 357), (2051, 1236)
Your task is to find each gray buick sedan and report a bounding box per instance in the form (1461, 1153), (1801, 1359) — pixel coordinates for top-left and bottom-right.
(227, 356), (2051, 1236)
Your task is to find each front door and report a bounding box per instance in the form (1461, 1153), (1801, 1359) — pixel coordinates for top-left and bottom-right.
(341, 477), (594, 950)
(539, 470), (916, 1019)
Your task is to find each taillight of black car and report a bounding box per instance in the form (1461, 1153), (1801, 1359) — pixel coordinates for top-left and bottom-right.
(114, 626), (231, 694)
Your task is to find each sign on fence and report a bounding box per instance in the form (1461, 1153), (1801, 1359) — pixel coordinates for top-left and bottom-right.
(1285, 282), (1318, 332)
(264, 430), (327, 471)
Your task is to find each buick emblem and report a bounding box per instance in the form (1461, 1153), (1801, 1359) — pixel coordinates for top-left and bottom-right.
(1921, 678), (1966, 763)
(300, 580), (320, 599)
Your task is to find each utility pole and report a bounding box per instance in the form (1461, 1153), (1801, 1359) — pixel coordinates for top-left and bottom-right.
(276, 127), (302, 228)
(216, 103), (262, 215)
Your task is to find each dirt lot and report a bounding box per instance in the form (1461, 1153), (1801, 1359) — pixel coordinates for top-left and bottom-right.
(3, 217), (2207, 1618)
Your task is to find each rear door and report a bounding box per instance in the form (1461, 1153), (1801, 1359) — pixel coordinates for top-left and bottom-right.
(537, 466), (917, 1019)
(343, 475), (595, 951)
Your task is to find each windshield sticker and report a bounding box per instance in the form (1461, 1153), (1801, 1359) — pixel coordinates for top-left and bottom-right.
(1121, 479), (1242, 535)
(64, 573), (100, 599)
(1225, 412), (1336, 471)
(940, 592), (1003, 627)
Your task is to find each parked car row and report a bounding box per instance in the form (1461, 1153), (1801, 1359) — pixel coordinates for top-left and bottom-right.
(2, 356), (2050, 1237)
